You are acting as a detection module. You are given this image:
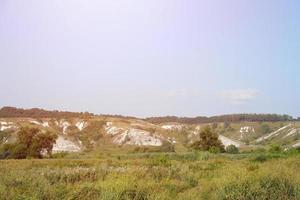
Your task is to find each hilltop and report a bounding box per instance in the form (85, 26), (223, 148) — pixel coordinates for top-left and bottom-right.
(0, 107), (299, 154)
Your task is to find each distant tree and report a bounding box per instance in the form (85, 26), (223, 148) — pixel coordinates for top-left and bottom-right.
(226, 145), (239, 154)
(191, 126), (224, 152)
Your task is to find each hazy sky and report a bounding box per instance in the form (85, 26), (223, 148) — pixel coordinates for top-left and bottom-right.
(0, 0), (300, 117)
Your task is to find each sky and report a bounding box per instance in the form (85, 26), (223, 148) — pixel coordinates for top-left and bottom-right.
(0, 0), (300, 118)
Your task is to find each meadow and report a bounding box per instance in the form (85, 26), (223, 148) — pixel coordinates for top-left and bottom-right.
(0, 151), (300, 200)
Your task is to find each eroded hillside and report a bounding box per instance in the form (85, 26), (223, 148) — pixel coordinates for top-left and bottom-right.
(1, 115), (300, 153)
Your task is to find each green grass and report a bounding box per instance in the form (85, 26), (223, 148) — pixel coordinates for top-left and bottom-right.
(0, 152), (300, 200)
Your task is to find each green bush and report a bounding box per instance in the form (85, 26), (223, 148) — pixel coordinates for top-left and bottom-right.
(52, 152), (69, 159)
(209, 146), (222, 154)
(11, 144), (27, 159)
(260, 123), (271, 134)
(226, 145), (239, 154)
(0, 143), (14, 159)
(269, 144), (282, 153)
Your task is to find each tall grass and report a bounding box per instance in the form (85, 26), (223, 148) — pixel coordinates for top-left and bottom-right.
(0, 152), (299, 199)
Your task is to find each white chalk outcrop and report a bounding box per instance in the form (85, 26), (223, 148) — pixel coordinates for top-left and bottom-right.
(76, 121), (86, 131)
(105, 122), (162, 146)
(29, 120), (49, 128)
(219, 135), (241, 147)
(161, 124), (183, 130)
(255, 124), (292, 143)
(0, 122), (14, 131)
(52, 136), (81, 152)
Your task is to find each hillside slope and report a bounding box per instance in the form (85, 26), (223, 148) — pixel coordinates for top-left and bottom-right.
(1, 117), (300, 153)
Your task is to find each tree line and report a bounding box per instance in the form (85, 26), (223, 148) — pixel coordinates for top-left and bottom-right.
(0, 106), (139, 120)
(146, 114), (295, 124)
(0, 106), (94, 118)
(0, 107), (296, 123)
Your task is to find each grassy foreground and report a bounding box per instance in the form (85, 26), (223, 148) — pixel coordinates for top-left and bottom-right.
(0, 152), (300, 200)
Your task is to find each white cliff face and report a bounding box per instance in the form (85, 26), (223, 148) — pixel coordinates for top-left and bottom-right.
(283, 128), (299, 139)
(76, 121), (86, 131)
(219, 135), (241, 147)
(0, 122), (14, 131)
(29, 120), (49, 128)
(161, 124), (183, 130)
(113, 128), (162, 146)
(105, 122), (162, 146)
(292, 142), (300, 148)
(52, 136), (81, 152)
(255, 124), (292, 143)
(239, 126), (255, 139)
(105, 122), (124, 136)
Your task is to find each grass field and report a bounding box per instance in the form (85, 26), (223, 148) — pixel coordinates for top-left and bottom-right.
(1, 152), (300, 200)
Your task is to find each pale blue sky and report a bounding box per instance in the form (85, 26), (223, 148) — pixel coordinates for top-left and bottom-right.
(0, 1), (299, 117)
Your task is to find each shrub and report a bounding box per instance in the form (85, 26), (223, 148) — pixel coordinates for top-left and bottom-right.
(226, 145), (239, 154)
(269, 144), (282, 153)
(0, 143), (14, 159)
(52, 152), (69, 159)
(209, 146), (222, 154)
(260, 123), (271, 134)
(11, 144), (27, 159)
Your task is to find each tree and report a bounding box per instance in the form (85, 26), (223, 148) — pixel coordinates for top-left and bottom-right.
(13, 127), (57, 158)
(29, 131), (57, 158)
(191, 126), (225, 152)
(17, 127), (40, 149)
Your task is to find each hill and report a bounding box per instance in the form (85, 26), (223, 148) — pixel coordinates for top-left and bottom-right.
(0, 107), (299, 154)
